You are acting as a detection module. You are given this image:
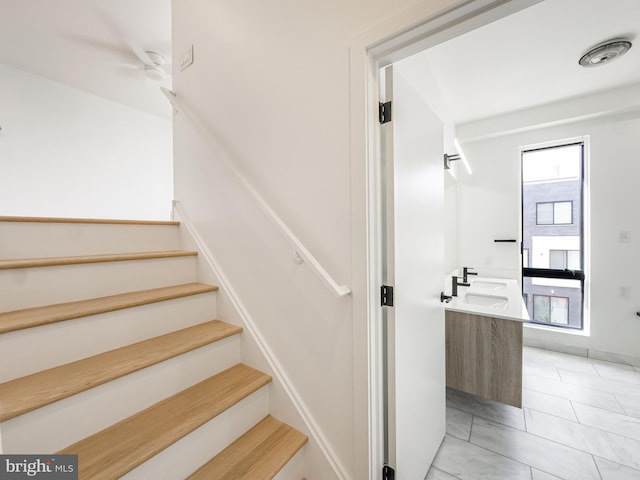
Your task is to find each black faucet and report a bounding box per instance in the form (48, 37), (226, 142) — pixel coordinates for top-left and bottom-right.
(451, 276), (470, 297)
(463, 267), (478, 283)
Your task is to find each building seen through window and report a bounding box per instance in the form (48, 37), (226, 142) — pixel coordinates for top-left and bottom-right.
(521, 143), (585, 329)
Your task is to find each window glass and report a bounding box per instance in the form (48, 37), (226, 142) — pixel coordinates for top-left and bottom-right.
(537, 203), (554, 225)
(550, 297), (569, 324)
(522, 142), (585, 330)
(522, 147), (580, 182)
(549, 250), (565, 269)
(567, 250), (581, 270)
(532, 294), (569, 324)
(533, 295), (550, 323)
(554, 202), (572, 224)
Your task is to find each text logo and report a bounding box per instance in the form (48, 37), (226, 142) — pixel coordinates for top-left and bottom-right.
(0, 455), (77, 480)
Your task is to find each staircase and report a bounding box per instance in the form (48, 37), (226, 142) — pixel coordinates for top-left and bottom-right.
(0, 216), (307, 479)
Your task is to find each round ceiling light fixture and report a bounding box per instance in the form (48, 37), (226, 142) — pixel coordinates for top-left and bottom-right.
(579, 39), (632, 67)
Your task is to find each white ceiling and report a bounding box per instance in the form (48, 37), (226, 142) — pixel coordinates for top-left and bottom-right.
(399, 0), (640, 125)
(1, 0), (638, 124)
(0, 0), (172, 118)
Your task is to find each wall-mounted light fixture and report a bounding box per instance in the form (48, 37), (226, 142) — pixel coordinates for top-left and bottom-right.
(444, 153), (461, 169)
(444, 139), (472, 174)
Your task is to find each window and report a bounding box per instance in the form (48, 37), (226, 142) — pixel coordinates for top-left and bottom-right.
(533, 295), (569, 325)
(536, 201), (572, 225)
(521, 142), (585, 330)
(549, 250), (580, 270)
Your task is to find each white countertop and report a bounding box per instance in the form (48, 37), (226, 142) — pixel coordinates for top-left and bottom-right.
(445, 276), (530, 322)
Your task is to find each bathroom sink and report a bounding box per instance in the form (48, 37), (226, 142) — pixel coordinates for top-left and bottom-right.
(464, 293), (509, 309)
(471, 280), (507, 290)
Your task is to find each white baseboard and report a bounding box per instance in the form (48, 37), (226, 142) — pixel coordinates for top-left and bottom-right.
(172, 200), (348, 480)
(524, 337), (640, 367)
(588, 349), (640, 367)
(523, 337), (588, 357)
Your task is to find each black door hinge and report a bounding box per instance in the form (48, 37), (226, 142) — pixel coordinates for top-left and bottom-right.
(379, 101), (392, 124)
(383, 464), (395, 480)
(381, 285), (394, 307)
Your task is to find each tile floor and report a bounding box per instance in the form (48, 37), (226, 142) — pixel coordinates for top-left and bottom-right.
(427, 346), (640, 480)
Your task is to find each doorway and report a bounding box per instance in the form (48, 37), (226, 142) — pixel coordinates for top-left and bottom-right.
(378, 63), (446, 479)
(355, 0), (545, 478)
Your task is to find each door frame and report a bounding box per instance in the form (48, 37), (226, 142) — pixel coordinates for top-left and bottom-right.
(348, 0), (544, 477)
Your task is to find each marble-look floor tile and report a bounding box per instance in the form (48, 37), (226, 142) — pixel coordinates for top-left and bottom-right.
(470, 416), (600, 480)
(446, 406), (472, 441)
(524, 347), (598, 376)
(547, 350), (600, 375)
(446, 388), (525, 430)
(522, 388), (577, 421)
(525, 408), (640, 470)
(592, 361), (640, 385)
(435, 349), (640, 479)
(573, 402), (640, 441)
(523, 361), (561, 380)
(432, 434), (531, 480)
(523, 373), (625, 413)
(615, 392), (640, 419)
(558, 368), (640, 398)
(425, 465), (461, 480)
(595, 456), (640, 480)
(523, 346), (555, 364)
(532, 469), (562, 480)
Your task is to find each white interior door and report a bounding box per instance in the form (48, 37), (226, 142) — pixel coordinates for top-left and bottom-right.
(381, 64), (446, 479)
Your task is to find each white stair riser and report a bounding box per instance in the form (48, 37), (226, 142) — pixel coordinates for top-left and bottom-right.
(122, 387), (270, 480)
(1, 339), (243, 454)
(0, 257), (197, 311)
(0, 293), (218, 382)
(0, 222), (181, 259)
(1, 221), (308, 478)
(273, 448), (306, 480)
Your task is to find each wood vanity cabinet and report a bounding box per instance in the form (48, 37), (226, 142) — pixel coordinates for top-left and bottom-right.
(445, 310), (523, 408)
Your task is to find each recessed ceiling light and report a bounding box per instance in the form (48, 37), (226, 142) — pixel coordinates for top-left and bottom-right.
(579, 39), (632, 68)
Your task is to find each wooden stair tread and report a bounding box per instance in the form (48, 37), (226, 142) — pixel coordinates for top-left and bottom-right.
(0, 250), (197, 271)
(58, 364), (271, 480)
(0, 216), (179, 226)
(0, 320), (242, 421)
(188, 415), (308, 480)
(0, 282), (219, 334)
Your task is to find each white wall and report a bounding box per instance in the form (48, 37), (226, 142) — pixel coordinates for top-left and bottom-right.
(0, 65), (173, 220)
(456, 107), (640, 359)
(170, 1), (461, 478)
(444, 172), (460, 275)
(456, 136), (523, 279)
